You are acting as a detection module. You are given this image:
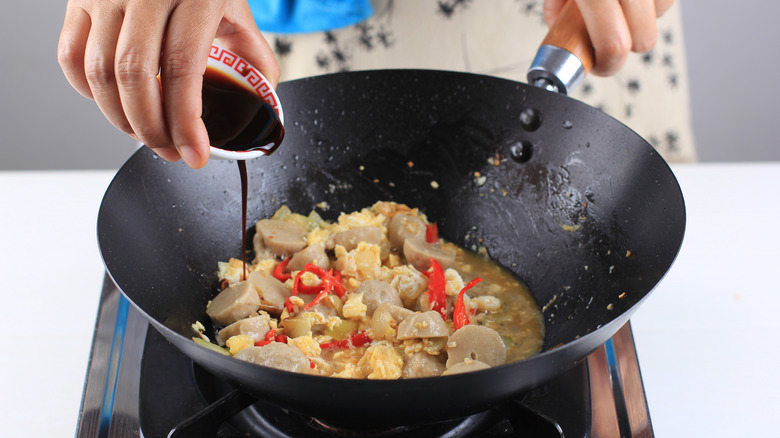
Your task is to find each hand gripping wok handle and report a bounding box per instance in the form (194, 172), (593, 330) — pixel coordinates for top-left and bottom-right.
(527, 0), (595, 95)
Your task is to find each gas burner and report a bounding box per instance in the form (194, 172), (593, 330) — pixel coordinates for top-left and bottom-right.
(77, 276), (653, 438)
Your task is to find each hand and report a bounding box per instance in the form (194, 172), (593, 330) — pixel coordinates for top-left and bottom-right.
(544, 0), (674, 76)
(58, 0), (280, 168)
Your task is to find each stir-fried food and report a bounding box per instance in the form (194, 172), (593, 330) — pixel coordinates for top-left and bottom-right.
(193, 202), (544, 379)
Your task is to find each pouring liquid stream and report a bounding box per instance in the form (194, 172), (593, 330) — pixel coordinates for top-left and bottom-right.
(199, 65), (285, 280)
(238, 160), (249, 281)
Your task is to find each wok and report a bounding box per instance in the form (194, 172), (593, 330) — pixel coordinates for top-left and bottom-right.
(97, 68), (685, 427)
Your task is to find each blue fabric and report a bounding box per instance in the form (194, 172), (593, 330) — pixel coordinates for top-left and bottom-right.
(248, 0), (373, 34)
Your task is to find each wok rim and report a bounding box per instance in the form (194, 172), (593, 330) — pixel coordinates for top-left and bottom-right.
(96, 68), (687, 424)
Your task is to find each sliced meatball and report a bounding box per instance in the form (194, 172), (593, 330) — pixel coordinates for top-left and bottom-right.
(287, 243), (330, 272)
(233, 343), (313, 374)
(446, 325), (506, 368)
(403, 238), (456, 271)
(396, 311), (449, 340)
(247, 272), (290, 315)
(217, 314), (272, 344)
(329, 226), (382, 251)
(206, 281), (261, 326)
(441, 359), (491, 375)
(387, 213), (425, 250)
(416, 292), (450, 315)
(256, 219), (307, 258)
(402, 351), (446, 378)
(357, 280), (402, 316)
(371, 303), (414, 341)
(252, 229), (275, 261)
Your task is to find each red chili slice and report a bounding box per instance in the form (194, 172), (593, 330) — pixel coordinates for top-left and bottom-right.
(422, 258), (447, 320)
(273, 258), (292, 282)
(328, 269), (346, 298)
(296, 277), (326, 295)
(319, 331), (372, 349)
(304, 282), (332, 310)
(288, 264), (346, 310)
(254, 329), (279, 347)
(453, 277), (482, 330)
(302, 265), (345, 297)
(285, 270), (307, 313)
(425, 222), (439, 243)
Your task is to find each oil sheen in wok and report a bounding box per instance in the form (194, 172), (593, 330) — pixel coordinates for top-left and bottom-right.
(193, 202), (544, 379)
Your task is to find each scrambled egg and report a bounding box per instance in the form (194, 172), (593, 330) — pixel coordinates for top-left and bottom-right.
(357, 341), (404, 379)
(325, 316), (343, 332)
(217, 258), (246, 287)
(337, 208), (387, 231)
(329, 348), (369, 378)
(225, 335), (254, 355)
(334, 242), (382, 280)
(307, 227), (331, 246)
(288, 335), (322, 357)
(342, 293), (367, 320)
(252, 258), (277, 277)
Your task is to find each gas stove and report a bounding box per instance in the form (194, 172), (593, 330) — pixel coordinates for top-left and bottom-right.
(76, 276), (653, 438)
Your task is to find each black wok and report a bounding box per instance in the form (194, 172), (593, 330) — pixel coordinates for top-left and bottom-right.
(97, 69), (685, 428)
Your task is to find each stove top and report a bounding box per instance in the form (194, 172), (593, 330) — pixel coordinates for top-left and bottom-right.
(77, 276), (653, 438)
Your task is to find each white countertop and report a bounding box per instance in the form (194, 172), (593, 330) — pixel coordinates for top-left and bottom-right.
(1, 162), (778, 437)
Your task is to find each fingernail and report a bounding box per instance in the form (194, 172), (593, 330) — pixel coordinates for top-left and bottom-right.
(178, 145), (205, 169)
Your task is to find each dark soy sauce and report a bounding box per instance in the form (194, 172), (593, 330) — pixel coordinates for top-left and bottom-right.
(200, 66), (285, 280)
(201, 66), (285, 154)
(238, 160), (249, 281)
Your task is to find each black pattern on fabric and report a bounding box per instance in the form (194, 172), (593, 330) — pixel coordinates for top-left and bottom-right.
(264, 0), (695, 162)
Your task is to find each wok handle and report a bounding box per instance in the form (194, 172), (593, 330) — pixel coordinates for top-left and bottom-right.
(527, 0), (595, 95)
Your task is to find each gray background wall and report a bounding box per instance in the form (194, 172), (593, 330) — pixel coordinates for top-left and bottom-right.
(1, 1), (778, 170)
